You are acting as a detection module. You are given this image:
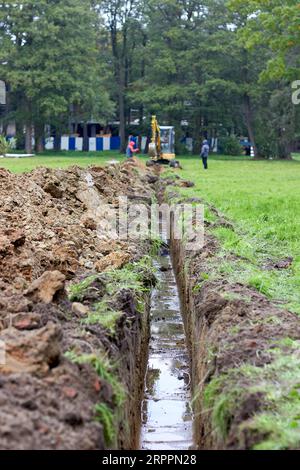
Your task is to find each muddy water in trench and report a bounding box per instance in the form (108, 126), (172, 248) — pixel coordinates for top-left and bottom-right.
(140, 253), (193, 450)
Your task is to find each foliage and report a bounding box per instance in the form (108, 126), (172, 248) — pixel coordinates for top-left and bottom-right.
(0, 0), (113, 151)
(67, 254), (156, 336)
(68, 274), (99, 302)
(218, 136), (243, 156)
(95, 403), (116, 446)
(65, 351), (125, 407)
(97, 0), (145, 150)
(104, 256), (157, 296)
(65, 350), (125, 446)
(150, 237), (164, 257)
(1, 1), (299, 157)
(229, 0), (300, 82)
(228, 0), (300, 158)
(0, 135), (10, 156)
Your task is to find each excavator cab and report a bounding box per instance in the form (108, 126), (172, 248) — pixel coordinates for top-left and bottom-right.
(160, 126), (175, 160)
(148, 116), (178, 166)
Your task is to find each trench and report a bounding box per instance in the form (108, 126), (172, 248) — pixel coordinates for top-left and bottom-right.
(140, 247), (193, 450)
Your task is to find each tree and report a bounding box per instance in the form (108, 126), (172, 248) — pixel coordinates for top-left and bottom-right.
(129, 0), (249, 153)
(1, 0), (299, 158)
(97, 0), (145, 151)
(229, 0), (300, 158)
(0, 0), (112, 152)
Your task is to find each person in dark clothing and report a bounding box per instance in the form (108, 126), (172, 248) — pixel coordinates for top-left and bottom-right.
(200, 140), (210, 169)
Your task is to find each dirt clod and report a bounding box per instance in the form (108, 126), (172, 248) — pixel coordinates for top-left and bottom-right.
(25, 271), (66, 304)
(0, 323), (61, 375)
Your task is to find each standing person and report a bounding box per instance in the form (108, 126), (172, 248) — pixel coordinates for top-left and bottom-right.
(200, 139), (210, 170)
(126, 135), (139, 159)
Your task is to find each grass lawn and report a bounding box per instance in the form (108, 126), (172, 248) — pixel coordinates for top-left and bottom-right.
(0, 150), (124, 173)
(2, 150), (300, 314)
(170, 154), (300, 314)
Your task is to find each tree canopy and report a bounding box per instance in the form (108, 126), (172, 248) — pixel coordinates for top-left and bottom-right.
(0, 0), (299, 158)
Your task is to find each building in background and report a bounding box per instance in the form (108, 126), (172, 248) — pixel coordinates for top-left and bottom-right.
(45, 122), (120, 152)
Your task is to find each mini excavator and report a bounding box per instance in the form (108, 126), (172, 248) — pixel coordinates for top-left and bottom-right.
(147, 115), (180, 167)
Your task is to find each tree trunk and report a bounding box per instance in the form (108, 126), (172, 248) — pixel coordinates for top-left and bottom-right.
(277, 129), (292, 159)
(83, 122), (89, 152)
(278, 145), (292, 159)
(54, 128), (61, 151)
(119, 79), (126, 153)
(192, 113), (202, 155)
(15, 121), (25, 150)
(25, 123), (33, 154)
(110, 14), (129, 154)
(34, 122), (44, 153)
(243, 94), (258, 157)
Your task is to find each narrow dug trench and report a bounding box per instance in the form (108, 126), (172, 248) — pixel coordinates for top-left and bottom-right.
(6, 161), (300, 451)
(167, 192), (300, 450)
(140, 251), (193, 450)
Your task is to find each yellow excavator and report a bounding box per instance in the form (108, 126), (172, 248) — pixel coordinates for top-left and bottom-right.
(147, 115), (180, 167)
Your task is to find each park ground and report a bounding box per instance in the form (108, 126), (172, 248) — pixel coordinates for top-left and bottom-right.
(2, 151), (300, 315)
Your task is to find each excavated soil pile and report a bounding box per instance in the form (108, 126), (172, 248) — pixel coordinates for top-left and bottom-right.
(0, 162), (155, 450)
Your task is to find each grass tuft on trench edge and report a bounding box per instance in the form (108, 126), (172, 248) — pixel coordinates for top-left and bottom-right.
(67, 256), (157, 333)
(65, 256), (158, 445)
(203, 339), (300, 449)
(65, 351), (125, 447)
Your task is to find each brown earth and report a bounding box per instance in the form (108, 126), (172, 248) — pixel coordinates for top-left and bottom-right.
(0, 162), (156, 450)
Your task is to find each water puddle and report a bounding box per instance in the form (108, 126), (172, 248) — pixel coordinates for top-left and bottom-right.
(140, 252), (193, 450)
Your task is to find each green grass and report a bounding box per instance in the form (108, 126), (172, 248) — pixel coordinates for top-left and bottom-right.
(95, 403), (116, 446)
(168, 154), (300, 314)
(65, 351), (125, 446)
(203, 341), (300, 449)
(68, 256), (156, 334)
(65, 351), (125, 405)
(3, 150), (300, 313)
(0, 150), (124, 173)
(68, 274), (99, 302)
(84, 300), (122, 334)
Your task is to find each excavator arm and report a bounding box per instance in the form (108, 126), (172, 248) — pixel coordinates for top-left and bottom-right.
(149, 115), (161, 160)
(147, 115), (176, 165)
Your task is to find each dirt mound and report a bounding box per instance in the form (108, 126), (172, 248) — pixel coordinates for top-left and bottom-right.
(0, 162), (154, 449)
